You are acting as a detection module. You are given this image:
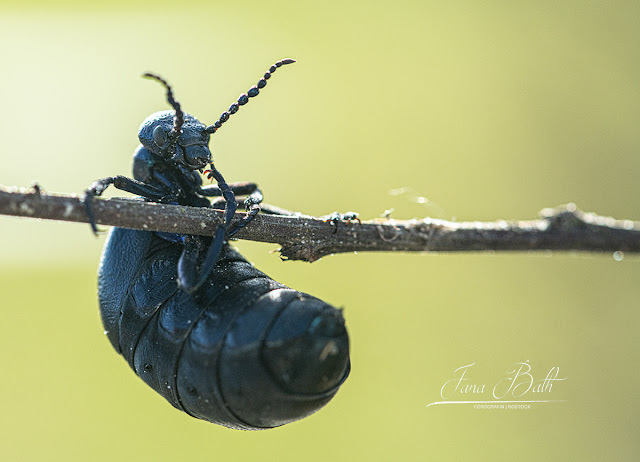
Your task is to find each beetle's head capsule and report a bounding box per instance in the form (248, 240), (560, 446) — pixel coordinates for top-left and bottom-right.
(140, 73), (212, 170)
(138, 110), (212, 170)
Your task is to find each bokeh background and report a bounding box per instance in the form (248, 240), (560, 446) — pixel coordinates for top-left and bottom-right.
(1, 1), (639, 461)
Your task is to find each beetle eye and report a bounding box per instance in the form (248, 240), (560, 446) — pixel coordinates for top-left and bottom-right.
(152, 125), (167, 147)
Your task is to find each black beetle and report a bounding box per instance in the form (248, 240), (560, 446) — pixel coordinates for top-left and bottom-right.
(84, 60), (350, 429)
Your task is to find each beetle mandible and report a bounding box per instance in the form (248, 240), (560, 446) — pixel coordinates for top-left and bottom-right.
(84, 60), (350, 430)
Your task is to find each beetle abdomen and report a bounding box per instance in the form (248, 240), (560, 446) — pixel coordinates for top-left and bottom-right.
(98, 228), (350, 429)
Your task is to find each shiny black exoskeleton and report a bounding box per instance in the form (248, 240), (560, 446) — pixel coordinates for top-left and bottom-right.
(85, 60), (350, 429)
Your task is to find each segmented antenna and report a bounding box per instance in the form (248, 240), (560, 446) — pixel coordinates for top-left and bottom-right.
(142, 73), (185, 151)
(205, 59), (296, 134)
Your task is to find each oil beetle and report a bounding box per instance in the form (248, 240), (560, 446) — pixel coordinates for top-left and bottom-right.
(84, 60), (350, 430)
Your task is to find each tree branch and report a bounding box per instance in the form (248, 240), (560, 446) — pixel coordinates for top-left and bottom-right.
(1, 184), (639, 261)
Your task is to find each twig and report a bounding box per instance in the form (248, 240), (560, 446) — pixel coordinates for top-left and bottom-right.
(1, 184), (639, 261)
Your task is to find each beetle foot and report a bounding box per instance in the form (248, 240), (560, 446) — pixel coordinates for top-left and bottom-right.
(323, 211), (361, 234)
(83, 191), (100, 235)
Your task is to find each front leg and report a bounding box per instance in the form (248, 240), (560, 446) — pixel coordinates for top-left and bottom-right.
(177, 225), (228, 294)
(199, 182), (265, 237)
(84, 175), (166, 234)
(176, 164), (238, 293)
(177, 235), (206, 293)
(228, 188), (263, 237)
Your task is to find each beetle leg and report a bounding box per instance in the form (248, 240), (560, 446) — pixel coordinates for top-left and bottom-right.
(204, 165), (237, 230)
(177, 235), (206, 293)
(228, 188), (264, 237)
(84, 175), (166, 234)
(323, 211), (360, 234)
(210, 198), (294, 216)
(258, 203), (297, 216)
(177, 164), (237, 293)
(323, 212), (340, 234)
(200, 181), (271, 237)
(177, 225), (227, 294)
(197, 181), (260, 197)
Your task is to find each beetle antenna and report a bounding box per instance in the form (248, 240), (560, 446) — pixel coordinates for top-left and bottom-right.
(142, 73), (185, 150)
(205, 58), (295, 135)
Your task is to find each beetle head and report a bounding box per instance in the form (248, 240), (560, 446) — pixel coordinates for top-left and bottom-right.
(138, 110), (211, 170)
(139, 73), (212, 171)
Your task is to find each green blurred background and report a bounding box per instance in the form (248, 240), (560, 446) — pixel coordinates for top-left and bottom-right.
(1, 1), (638, 461)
